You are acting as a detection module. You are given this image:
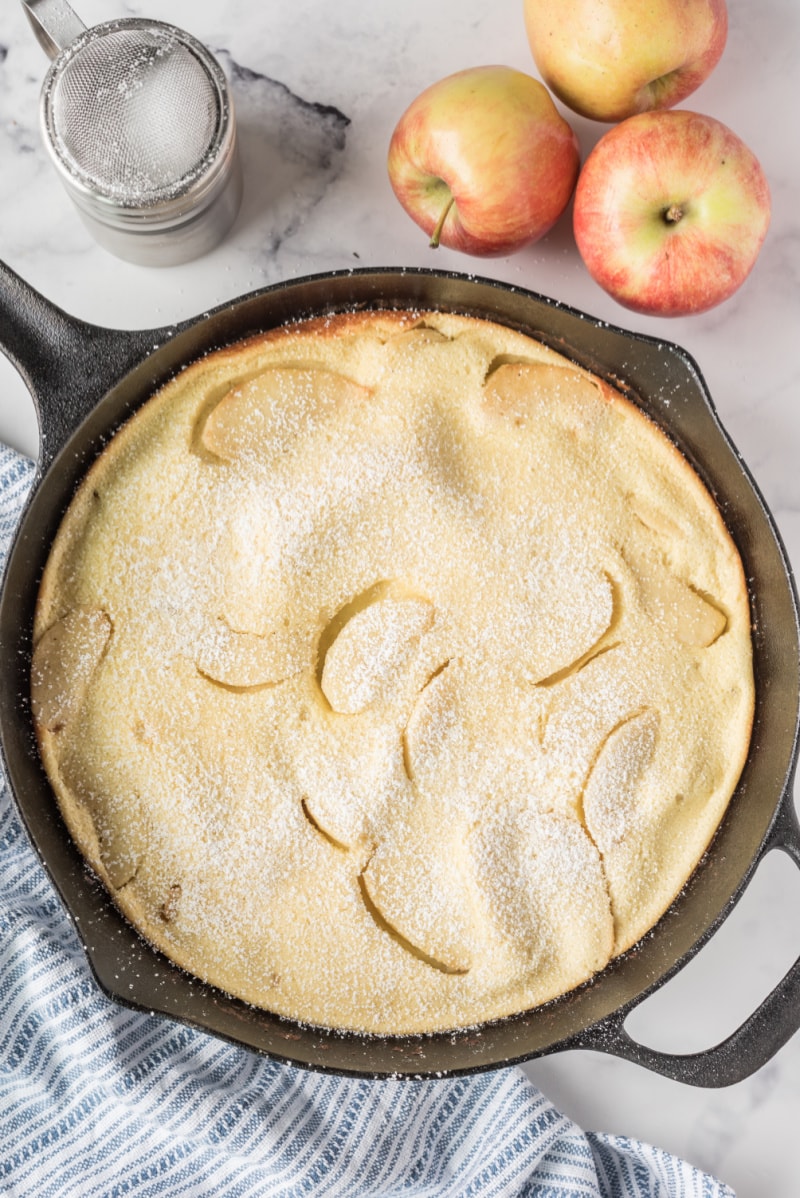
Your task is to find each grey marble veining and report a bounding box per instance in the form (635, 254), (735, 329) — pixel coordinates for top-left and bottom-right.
(1, 2), (799, 1195)
(215, 49), (350, 260)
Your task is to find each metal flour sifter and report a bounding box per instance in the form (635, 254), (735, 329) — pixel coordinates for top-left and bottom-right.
(22, 0), (243, 265)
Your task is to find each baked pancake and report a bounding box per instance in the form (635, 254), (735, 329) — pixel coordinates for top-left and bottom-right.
(31, 310), (754, 1034)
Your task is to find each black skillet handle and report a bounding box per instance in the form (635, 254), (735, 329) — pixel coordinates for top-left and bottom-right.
(574, 790), (800, 1087)
(0, 259), (171, 470)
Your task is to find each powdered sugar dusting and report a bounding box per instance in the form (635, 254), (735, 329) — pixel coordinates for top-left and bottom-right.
(31, 309), (754, 1034)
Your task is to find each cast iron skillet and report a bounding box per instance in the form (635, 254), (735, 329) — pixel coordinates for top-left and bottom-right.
(1, 260), (799, 1085)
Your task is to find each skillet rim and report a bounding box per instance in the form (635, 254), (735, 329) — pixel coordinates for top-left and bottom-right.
(1, 265), (798, 1081)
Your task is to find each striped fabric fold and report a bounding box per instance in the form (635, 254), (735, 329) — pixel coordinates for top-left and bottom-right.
(0, 443), (734, 1198)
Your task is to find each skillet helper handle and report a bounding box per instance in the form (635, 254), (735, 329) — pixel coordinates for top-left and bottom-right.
(0, 259), (164, 470)
(575, 794), (800, 1087)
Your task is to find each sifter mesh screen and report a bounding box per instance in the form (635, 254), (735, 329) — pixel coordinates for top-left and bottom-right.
(49, 25), (220, 201)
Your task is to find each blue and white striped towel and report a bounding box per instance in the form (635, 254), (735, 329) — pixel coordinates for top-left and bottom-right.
(0, 442), (734, 1198)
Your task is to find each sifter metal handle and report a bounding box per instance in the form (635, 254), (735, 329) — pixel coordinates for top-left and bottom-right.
(21, 0), (86, 59)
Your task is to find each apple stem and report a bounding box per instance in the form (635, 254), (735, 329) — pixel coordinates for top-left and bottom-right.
(663, 204), (684, 225)
(429, 196), (455, 248)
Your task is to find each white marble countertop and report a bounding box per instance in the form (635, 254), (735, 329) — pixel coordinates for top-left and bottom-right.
(1, 1), (798, 1194)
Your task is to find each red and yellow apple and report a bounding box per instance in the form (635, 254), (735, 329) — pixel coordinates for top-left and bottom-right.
(387, 66), (580, 257)
(572, 110), (771, 317)
(523, 0), (728, 123)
